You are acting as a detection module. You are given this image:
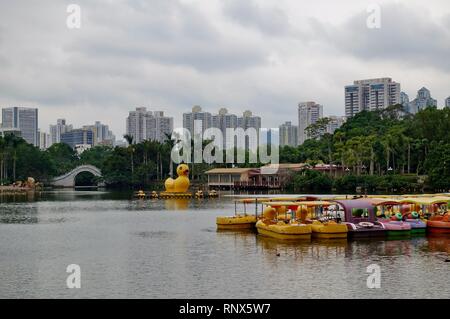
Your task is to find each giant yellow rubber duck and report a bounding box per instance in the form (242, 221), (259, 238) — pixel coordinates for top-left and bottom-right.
(164, 164), (190, 193)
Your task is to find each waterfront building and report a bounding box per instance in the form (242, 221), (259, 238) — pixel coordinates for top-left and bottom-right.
(126, 107), (173, 143)
(344, 78), (401, 117)
(409, 87), (437, 114)
(279, 121), (298, 147)
(298, 101), (323, 145)
(60, 129), (94, 149)
(1, 107), (38, 146)
(446, 96), (450, 108)
(325, 116), (346, 134)
(50, 119), (73, 145)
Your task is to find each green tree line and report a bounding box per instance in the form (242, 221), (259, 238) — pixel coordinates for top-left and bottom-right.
(1, 105), (449, 190)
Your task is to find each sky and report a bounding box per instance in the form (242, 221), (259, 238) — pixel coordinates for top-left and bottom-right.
(0, 0), (449, 140)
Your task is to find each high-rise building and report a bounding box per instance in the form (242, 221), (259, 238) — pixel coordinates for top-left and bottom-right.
(60, 129), (94, 149)
(279, 121), (298, 147)
(50, 119), (73, 144)
(37, 130), (51, 150)
(237, 110), (261, 150)
(408, 87), (437, 114)
(400, 92), (410, 113)
(345, 78), (401, 117)
(446, 96), (450, 108)
(183, 106), (212, 137)
(83, 121), (116, 146)
(126, 107), (173, 143)
(1, 107), (38, 146)
(325, 116), (346, 134)
(298, 102), (323, 145)
(211, 108), (238, 149)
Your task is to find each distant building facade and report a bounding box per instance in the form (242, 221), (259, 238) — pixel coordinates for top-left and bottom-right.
(400, 92), (410, 113)
(237, 110), (261, 150)
(325, 116), (346, 134)
(126, 107), (173, 144)
(446, 96), (450, 108)
(279, 121), (298, 147)
(409, 87), (437, 114)
(61, 129), (94, 149)
(298, 101), (323, 145)
(1, 107), (38, 146)
(345, 78), (401, 117)
(83, 121), (116, 146)
(211, 108), (238, 149)
(50, 119), (73, 145)
(183, 106), (212, 137)
(38, 130), (51, 150)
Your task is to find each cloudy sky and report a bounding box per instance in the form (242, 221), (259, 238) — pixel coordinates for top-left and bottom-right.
(0, 0), (449, 139)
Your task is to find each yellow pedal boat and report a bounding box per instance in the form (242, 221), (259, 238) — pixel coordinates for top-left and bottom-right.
(256, 219), (312, 240)
(262, 201), (348, 239)
(310, 220), (348, 239)
(216, 198), (261, 230)
(216, 215), (257, 230)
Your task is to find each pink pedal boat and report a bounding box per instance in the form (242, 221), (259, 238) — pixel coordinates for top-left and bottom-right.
(369, 198), (412, 238)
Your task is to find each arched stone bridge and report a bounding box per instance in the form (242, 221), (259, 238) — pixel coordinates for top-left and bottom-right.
(51, 165), (104, 187)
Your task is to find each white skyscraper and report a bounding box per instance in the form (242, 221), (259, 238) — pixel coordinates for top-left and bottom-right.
(279, 121), (298, 147)
(345, 78), (401, 117)
(83, 121), (116, 146)
(1, 107), (39, 146)
(182, 106), (212, 137)
(409, 87), (437, 114)
(237, 110), (261, 150)
(211, 108), (238, 149)
(50, 119), (73, 144)
(38, 130), (51, 150)
(298, 102), (323, 145)
(126, 107), (173, 143)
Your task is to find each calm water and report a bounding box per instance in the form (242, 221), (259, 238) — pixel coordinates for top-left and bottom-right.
(0, 190), (449, 299)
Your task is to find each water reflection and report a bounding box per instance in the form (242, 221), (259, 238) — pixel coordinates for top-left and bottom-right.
(0, 191), (448, 298)
(0, 205), (39, 224)
(164, 198), (190, 211)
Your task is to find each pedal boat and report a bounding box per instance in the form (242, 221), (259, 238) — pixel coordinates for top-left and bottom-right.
(256, 202), (312, 240)
(368, 198), (412, 237)
(216, 198), (260, 230)
(330, 199), (386, 239)
(268, 201), (348, 239)
(400, 197), (450, 234)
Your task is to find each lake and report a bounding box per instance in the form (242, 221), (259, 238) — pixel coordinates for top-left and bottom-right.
(0, 190), (449, 298)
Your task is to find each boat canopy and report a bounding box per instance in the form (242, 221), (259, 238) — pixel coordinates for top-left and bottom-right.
(261, 201), (332, 208)
(399, 197), (450, 205)
(331, 199), (376, 222)
(367, 198), (401, 206)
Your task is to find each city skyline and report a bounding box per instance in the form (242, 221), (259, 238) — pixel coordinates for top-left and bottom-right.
(0, 1), (449, 139)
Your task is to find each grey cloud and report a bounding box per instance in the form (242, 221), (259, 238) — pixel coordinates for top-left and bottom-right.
(326, 3), (450, 71)
(223, 0), (291, 36)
